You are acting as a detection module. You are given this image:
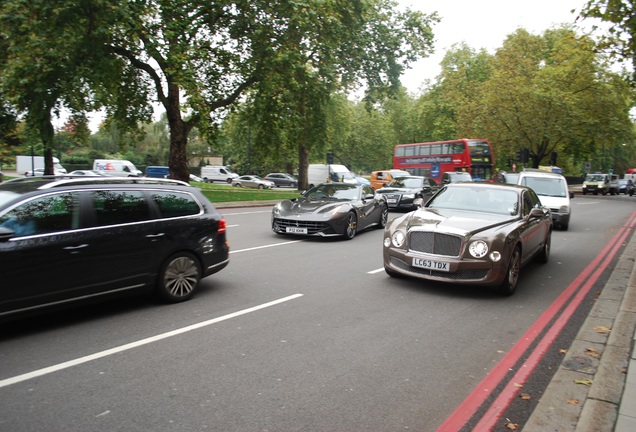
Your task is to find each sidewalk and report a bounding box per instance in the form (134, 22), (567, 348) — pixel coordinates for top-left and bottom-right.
(522, 228), (636, 431)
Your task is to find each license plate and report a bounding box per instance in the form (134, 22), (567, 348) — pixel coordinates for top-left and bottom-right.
(387, 199), (397, 204)
(286, 227), (307, 234)
(412, 258), (449, 272)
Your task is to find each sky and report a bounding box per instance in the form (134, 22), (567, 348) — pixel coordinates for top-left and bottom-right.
(396, 0), (595, 92)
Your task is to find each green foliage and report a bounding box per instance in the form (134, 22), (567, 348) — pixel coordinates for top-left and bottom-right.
(580, 1), (636, 78)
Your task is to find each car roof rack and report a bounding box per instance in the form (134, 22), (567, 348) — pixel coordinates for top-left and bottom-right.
(2, 176), (191, 189)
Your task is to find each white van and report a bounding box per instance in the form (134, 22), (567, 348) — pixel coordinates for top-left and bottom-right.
(517, 169), (573, 230)
(93, 159), (142, 177)
(200, 165), (239, 183)
(307, 164), (357, 188)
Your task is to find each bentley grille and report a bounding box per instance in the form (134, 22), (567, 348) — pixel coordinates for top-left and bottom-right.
(409, 231), (463, 257)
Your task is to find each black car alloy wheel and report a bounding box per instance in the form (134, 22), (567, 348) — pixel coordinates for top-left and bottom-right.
(157, 252), (202, 302)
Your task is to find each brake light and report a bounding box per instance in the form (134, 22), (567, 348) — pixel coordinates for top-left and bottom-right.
(217, 218), (226, 234)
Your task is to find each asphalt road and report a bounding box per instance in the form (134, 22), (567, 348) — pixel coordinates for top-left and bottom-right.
(0, 194), (634, 432)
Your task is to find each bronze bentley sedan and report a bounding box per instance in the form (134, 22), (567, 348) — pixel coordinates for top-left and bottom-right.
(382, 182), (552, 295)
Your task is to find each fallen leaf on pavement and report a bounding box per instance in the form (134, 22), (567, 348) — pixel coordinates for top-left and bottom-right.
(520, 393), (531, 400)
(574, 379), (593, 386)
(559, 349), (568, 354)
(566, 399), (580, 405)
(585, 347), (601, 358)
(514, 383), (523, 388)
(593, 326), (611, 334)
(505, 421), (520, 430)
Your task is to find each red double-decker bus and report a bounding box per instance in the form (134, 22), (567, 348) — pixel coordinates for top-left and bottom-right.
(393, 139), (495, 183)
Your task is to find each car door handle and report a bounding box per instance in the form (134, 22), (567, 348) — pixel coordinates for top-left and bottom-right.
(63, 244), (89, 253)
(146, 233), (165, 239)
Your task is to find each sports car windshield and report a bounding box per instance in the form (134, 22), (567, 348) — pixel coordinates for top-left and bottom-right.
(305, 184), (360, 201)
(427, 186), (519, 215)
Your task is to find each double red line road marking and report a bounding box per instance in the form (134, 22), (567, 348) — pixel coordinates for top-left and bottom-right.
(438, 211), (636, 431)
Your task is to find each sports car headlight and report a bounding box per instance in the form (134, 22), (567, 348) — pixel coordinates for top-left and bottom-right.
(327, 205), (347, 216)
(468, 240), (488, 258)
(391, 230), (406, 248)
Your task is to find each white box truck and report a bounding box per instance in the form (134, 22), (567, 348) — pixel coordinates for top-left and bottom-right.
(307, 164), (357, 188)
(16, 155), (67, 175)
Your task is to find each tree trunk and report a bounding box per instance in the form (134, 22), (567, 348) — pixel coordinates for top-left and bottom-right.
(298, 144), (309, 190)
(165, 83), (190, 182)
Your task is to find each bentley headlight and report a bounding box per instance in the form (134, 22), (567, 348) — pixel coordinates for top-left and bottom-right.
(469, 240), (488, 258)
(403, 193), (415, 199)
(391, 230), (406, 248)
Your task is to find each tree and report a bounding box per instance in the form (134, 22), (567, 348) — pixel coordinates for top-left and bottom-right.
(0, 1), (150, 174)
(459, 28), (633, 171)
(414, 43), (493, 142)
(218, 2), (437, 188)
(580, 0), (636, 77)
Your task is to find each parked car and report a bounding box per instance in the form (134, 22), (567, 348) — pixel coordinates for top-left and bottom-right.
(441, 171), (472, 184)
(264, 173), (298, 188)
(376, 176), (440, 210)
(617, 179), (634, 196)
(383, 182), (552, 295)
(272, 182), (388, 240)
(497, 171), (520, 184)
(370, 169), (411, 190)
(231, 175), (275, 189)
(190, 174), (204, 182)
(0, 176), (230, 321)
(25, 168), (67, 177)
(68, 170), (108, 176)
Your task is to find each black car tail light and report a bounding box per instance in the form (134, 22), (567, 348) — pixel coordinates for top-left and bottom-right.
(217, 218), (227, 234)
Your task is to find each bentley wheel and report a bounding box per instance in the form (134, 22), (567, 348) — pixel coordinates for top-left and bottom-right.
(156, 252), (201, 302)
(497, 246), (520, 296)
(536, 232), (551, 263)
(344, 212), (357, 240)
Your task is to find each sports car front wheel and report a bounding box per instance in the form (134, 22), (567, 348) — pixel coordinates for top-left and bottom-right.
(377, 204), (389, 229)
(344, 212), (357, 240)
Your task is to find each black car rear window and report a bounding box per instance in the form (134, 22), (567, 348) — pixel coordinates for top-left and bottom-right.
(91, 190), (151, 226)
(150, 191), (201, 218)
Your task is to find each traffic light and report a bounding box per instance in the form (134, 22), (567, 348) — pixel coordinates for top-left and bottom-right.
(550, 152), (557, 166)
(521, 148), (529, 164)
(326, 152), (334, 164)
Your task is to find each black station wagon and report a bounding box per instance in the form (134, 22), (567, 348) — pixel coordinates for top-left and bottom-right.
(0, 177), (230, 320)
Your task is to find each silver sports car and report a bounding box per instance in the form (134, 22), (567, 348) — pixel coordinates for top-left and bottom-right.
(272, 183), (388, 240)
(383, 182), (552, 295)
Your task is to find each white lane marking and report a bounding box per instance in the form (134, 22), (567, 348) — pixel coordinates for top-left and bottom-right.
(230, 240), (302, 254)
(0, 294), (304, 389)
(577, 202), (599, 205)
(368, 268), (385, 274)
